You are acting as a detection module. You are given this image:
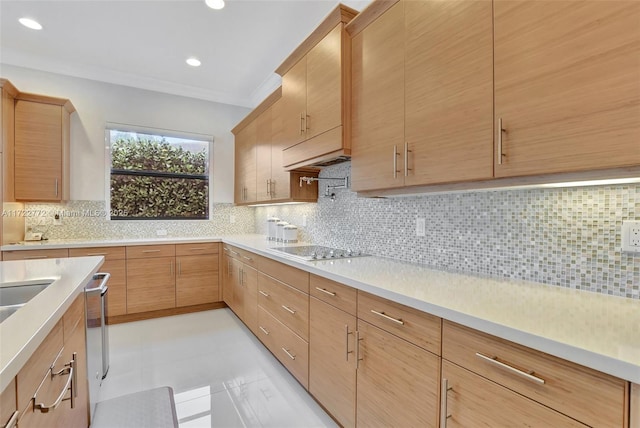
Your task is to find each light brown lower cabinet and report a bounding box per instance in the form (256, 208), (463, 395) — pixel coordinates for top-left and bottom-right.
(126, 256), (176, 314)
(309, 296), (357, 427)
(222, 252), (236, 311)
(235, 262), (258, 335)
(356, 320), (440, 427)
(16, 294), (88, 427)
(441, 360), (587, 427)
(176, 254), (220, 307)
(0, 379), (17, 428)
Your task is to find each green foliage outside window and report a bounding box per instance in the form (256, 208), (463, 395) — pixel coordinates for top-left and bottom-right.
(110, 133), (210, 219)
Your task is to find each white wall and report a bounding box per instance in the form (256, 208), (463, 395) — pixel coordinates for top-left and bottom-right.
(0, 64), (250, 202)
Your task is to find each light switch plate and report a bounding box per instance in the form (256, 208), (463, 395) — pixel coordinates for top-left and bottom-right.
(621, 220), (640, 253)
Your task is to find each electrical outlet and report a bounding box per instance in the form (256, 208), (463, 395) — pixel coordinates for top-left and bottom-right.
(416, 218), (426, 237)
(156, 229), (167, 236)
(53, 213), (63, 226)
(621, 220), (640, 253)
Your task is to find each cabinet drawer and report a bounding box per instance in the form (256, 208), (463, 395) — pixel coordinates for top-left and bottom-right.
(310, 274), (356, 315)
(69, 246), (125, 260)
(224, 245), (260, 268)
(126, 244), (175, 259)
(175, 242), (219, 257)
(16, 321), (64, 412)
(62, 294), (84, 341)
(357, 291), (441, 355)
(258, 272), (309, 341)
(442, 360), (587, 427)
(257, 306), (309, 389)
(442, 321), (627, 428)
(2, 248), (69, 260)
(259, 257), (309, 293)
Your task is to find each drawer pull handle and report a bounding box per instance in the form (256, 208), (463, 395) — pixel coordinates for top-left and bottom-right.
(475, 352), (545, 385)
(230, 250), (240, 256)
(259, 326), (270, 335)
(281, 347), (296, 360)
(281, 305), (296, 315)
(370, 309), (405, 325)
(86, 252), (107, 256)
(243, 255), (253, 262)
(315, 287), (336, 296)
(189, 247), (206, 251)
(142, 249), (161, 253)
(24, 256), (48, 259)
(34, 354), (75, 413)
(4, 410), (18, 428)
(259, 290), (269, 297)
(223, 247), (229, 252)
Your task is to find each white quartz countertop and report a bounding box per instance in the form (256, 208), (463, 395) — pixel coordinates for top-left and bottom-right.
(0, 257), (104, 392)
(224, 235), (640, 384)
(2, 234), (639, 383)
(0, 236), (223, 250)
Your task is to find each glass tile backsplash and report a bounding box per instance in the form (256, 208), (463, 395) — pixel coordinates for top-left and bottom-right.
(254, 162), (639, 299)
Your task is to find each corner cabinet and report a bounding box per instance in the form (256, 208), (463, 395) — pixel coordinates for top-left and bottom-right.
(278, 4), (357, 170)
(14, 93), (75, 202)
(232, 89), (319, 206)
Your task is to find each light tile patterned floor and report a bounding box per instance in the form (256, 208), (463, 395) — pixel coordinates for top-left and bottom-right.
(99, 309), (337, 428)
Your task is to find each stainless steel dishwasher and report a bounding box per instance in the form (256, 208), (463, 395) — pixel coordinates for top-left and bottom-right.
(85, 272), (110, 421)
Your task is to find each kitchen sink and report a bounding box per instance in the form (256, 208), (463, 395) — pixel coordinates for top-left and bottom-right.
(0, 279), (56, 323)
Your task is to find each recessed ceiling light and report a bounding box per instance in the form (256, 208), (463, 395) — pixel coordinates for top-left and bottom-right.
(205, 0), (225, 10)
(186, 57), (202, 67)
(19, 17), (43, 30)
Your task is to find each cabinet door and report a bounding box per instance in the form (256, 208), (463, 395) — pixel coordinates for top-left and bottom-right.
(222, 253), (235, 310)
(269, 98), (291, 200)
(281, 58), (307, 148)
(494, 0), (640, 177)
(126, 257), (175, 314)
(232, 258), (245, 318)
(306, 24), (343, 140)
(60, 297), (88, 428)
(14, 101), (63, 201)
(404, 0), (493, 186)
(234, 120), (257, 203)
(351, 2), (405, 191)
(176, 254), (220, 307)
(241, 264), (258, 335)
(309, 297), (356, 428)
(256, 107), (273, 201)
(356, 320), (439, 428)
(441, 360), (587, 427)
(0, 379), (16, 428)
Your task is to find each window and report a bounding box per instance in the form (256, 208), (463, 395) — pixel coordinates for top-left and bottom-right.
(108, 126), (212, 220)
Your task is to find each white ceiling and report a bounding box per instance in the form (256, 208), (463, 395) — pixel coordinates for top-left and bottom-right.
(0, 0), (371, 108)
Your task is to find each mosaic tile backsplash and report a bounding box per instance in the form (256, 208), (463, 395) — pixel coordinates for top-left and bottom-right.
(22, 201), (255, 239)
(255, 162), (639, 299)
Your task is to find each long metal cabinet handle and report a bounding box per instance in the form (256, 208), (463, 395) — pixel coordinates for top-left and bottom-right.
(258, 290), (269, 297)
(305, 113), (310, 131)
(393, 145), (398, 179)
(3, 410), (18, 428)
(440, 378), (451, 428)
(281, 305), (296, 315)
(243, 255), (253, 262)
(259, 326), (270, 335)
(497, 118), (504, 165)
(355, 330), (361, 369)
(345, 325), (353, 361)
(178, 261), (182, 276)
(270, 180), (275, 198)
(266, 179), (270, 197)
(404, 142), (412, 177)
(314, 287), (336, 296)
(188, 247), (206, 251)
(239, 267), (244, 285)
(300, 113), (304, 135)
(142, 249), (161, 253)
(475, 352), (545, 384)
(55, 178), (59, 197)
(24, 256), (48, 259)
(370, 309), (405, 325)
(33, 354), (75, 413)
(281, 347), (296, 360)
(86, 252), (107, 256)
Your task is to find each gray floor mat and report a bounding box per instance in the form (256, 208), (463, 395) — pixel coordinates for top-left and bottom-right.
(91, 386), (179, 428)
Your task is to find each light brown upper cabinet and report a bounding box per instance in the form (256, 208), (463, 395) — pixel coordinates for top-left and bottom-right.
(349, 0), (494, 192)
(234, 117), (257, 204)
(14, 93), (75, 202)
(494, 0), (640, 177)
(278, 5), (358, 170)
(232, 89), (319, 205)
(1, 79), (17, 203)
